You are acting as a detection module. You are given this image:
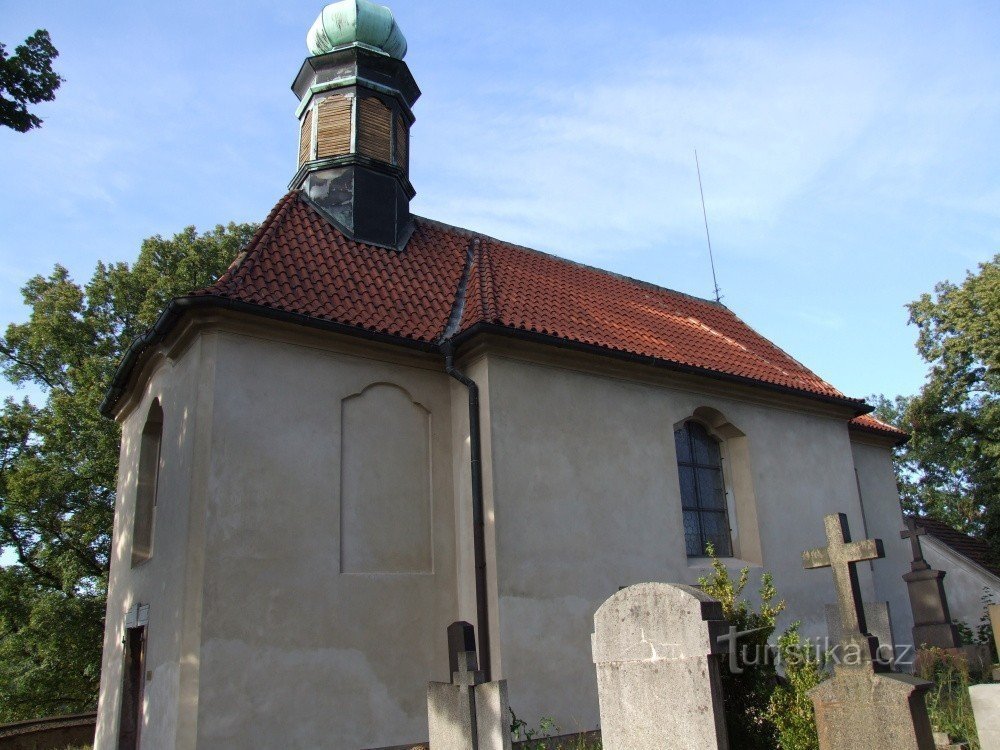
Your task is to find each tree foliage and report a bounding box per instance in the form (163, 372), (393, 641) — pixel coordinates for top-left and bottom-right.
(0, 30), (63, 132)
(0, 223), (256, 721)
(872, 253), (1000, 561)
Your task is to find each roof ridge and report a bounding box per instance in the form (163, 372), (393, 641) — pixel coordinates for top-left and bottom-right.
(413, 214), (724, 310)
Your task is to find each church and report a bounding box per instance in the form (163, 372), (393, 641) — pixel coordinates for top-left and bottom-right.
(93, 2), (916, 748)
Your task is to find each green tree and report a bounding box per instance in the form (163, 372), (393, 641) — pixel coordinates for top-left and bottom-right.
(0, 223), (256, 721)
(872, 254), (1000, 561)
(0, 30), (63, 132)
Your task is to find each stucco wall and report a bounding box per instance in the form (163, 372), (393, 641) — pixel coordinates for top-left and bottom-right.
(850, 438), (915, 651)
(923, 537), (1000, 633)
(96, 318), (917, 747)
(192, 330), (459, 749)
(480, 352), (882, 733)
(95, 334), (214, 750)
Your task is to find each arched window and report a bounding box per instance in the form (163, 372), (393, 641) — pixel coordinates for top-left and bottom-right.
(131, 400), (163, 567)
(675, 421), (732, 557)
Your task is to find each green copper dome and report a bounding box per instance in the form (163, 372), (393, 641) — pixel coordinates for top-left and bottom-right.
(306, 0), (407, 60)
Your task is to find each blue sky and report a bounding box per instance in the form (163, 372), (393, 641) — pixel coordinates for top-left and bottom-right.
(1, 0), (999, 407)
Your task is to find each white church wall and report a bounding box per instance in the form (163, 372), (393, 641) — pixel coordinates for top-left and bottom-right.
(95, 334), (214, 750)
(849, 437), (915, 653)
(191, 328), (460, 749)
(476, 349), (880, 735)
(923, 537), (1000, 635)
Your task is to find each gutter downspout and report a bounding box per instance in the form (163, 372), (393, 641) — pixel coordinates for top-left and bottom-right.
(439, 238), (491, 681)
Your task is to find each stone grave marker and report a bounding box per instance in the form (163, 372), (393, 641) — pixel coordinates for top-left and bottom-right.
(591, 582), (730, 750)
(805, 513), (936, 750)
(990, 604), (1000, 680)
(427, 621), (511, 750)
(970, 684), (1000, 750)
(824, 601), (895, 668)
(901, 517), (962, 649)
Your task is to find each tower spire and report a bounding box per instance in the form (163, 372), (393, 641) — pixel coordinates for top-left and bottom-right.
(290, 1), (419, 250)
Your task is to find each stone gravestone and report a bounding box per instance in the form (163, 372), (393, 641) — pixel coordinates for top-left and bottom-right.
(990, 604), (1000, 680)
(970, 684), (1000, 750)
(591, 582), (730, 750)
(427, 621), (511, 750)
(901, 518), (962, 649)
(824, 601), (895, 668)
(804, 513), (936, 750)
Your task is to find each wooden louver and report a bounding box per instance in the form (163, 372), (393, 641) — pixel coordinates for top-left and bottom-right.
(315, 95), (352, 159)
(395, 115), (408, 172)
(298, 108), (313, 166)
(357, 97), (392, 163)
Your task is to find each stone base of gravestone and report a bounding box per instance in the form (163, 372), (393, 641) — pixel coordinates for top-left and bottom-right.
(969, 684), (1000, 750)
(825, 602), (895, 666)
(427, 680), (512, 750)
(905, 568), (961, 649)
(592, 582), (730, 750)
(810, 666), (936, 750)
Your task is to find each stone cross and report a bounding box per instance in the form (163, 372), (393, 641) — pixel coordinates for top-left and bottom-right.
(901, 518), (930, 571)
(900, 519), (961, 650)
(448, 621), (484, 687)
(428, 621), (511, 750)
(803, 513), (885, 666)
(804, 513), (936, 750)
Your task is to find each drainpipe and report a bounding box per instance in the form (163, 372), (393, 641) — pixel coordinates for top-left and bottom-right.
(438, 237), (491, 681)
(442, 342), (492, 682)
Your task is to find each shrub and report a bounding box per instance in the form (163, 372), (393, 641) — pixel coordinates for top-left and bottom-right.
(698, 545), (786, 750)
(767, 623), (825, 750)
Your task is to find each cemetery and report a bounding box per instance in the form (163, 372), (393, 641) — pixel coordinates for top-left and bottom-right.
(2, 1), (997, 750)
(411, 512), (1000, 750)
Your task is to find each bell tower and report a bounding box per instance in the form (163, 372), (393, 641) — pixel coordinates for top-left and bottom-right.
(290, 0), (419, 250)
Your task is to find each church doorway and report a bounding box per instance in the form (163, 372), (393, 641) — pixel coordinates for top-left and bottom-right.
(117, 625), (146, 750)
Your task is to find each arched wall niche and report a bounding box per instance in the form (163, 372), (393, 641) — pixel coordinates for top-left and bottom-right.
(340, 382), (433, 574)
(131, 399), (163, 567)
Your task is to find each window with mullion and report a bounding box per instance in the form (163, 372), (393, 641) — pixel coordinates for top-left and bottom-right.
(675, 421), (732, 557)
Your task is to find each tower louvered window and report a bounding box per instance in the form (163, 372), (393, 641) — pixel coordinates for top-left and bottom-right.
(316, 95), (353, 158)
(357, 96), (392, 163)
(298, 108), (313, 166)
(395, 115), (408, 172)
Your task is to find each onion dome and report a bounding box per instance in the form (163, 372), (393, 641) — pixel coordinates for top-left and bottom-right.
(306, 0), (407, 60)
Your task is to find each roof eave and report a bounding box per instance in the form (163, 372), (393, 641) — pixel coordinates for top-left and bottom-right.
(450, 321), (872, 415)
(99, 295), (439, 418)
(103, 301), (873, 421)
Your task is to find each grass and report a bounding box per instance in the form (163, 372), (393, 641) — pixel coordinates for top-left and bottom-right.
(916, 647), (983, 750)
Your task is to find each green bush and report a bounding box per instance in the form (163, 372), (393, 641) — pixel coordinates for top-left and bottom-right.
(767, 623), (825, 750)
(698, 545), (786, 750)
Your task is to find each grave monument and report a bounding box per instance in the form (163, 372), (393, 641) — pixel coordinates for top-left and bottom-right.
(805, 513), (936, 750)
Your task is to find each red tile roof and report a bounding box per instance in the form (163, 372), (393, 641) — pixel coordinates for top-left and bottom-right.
(192, 191), (866, 408)
(909, 515), (1000, 579)
(849, 413), (909, 444)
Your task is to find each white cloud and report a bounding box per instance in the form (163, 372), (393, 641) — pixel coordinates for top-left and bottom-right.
(413, 6), (998, 266)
